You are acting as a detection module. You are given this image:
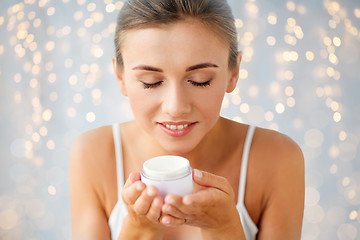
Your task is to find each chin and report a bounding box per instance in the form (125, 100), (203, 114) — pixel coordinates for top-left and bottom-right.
(160, 141), (197, 155)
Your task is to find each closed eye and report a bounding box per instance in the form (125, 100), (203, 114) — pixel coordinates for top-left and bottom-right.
(189, 79), (212, 87)
(142, 81), (163, 89)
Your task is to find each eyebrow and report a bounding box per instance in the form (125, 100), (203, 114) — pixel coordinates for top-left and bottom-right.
(131, 62), (219, 73)
(132, 65), (163, 72)
(185, 63), (219, 72)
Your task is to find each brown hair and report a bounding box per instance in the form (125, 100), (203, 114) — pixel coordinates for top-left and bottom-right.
(114, 0), (238, 68)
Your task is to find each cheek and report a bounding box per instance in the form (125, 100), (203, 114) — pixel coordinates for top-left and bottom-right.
(128, 94), (149, 114)
(127, 88), (158, 119)
(195, 88), (225, 118)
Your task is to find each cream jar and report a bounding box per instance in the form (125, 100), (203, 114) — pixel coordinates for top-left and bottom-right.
(140, 155), (193, 198)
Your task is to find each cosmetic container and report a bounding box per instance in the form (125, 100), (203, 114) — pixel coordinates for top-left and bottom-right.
(141, 155), (193, 198)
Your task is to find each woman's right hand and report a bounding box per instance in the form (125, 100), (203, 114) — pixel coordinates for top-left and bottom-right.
(119, 172), (187, 239)
(121, 172), (164, 230)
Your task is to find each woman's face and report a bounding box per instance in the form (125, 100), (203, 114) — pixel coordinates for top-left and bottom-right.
(115, 19), (240, 154)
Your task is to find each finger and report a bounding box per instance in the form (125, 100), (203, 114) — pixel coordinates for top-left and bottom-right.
(146, 196), (163, 222)
(162, 194), (200, 216)
(162, 203), (187, 219)
(163, 194), (187, 218)
(164, 192), (203, 215)
(122, 180), (146, 205)
(161, 214), (185, 226)
(164, 194), (183, 206)
(193, 169), (233, 195)
(182, 188), (221, 208)
(133, 186), (159, 215)
(123, 172), (141, 188)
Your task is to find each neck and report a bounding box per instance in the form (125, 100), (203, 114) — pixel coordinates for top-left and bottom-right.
(181, 117), (230, 171)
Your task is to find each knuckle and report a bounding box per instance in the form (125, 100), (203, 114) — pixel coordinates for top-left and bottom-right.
(123, 187), (138, 203)
(146, 215), (156, 222)
(218, 176), (232, 192)
(133, 203), (146, 215)
(121, 190), (132, 204)
(147, 210), (160, 222)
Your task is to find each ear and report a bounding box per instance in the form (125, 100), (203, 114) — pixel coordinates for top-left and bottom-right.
(226, 52), (242, 93)
(112, 56), (128, 96)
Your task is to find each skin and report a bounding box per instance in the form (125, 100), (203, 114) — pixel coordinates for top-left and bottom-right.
(69, 18), (305, 240)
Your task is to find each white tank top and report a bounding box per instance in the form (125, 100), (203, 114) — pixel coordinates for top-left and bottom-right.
(108, 124), (258, 240)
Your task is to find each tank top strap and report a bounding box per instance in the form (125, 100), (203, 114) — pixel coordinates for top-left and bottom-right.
(112, 123), (124, 200)
(238, 125), (256, 205)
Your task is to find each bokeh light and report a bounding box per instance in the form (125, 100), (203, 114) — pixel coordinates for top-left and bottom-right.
(0, 0), (360, 239)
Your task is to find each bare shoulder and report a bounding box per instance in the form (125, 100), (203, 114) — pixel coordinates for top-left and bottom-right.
(250, 126), (304, 193)
(252, 127), (304, 173)
(70, 125), (114, 158)
(69, 125), (116, 173)
(69, 125), (117, 239)
(251, 127), (305, 239)
(69, 124), (117, 198)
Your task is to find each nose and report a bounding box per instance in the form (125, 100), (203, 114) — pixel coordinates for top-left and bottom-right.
(161, 83), (191, 118)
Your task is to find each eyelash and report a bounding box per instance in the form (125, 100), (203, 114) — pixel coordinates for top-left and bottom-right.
(141, 79), (212, 89)
(142, 81), (163, 89)
(189, 79), (212, 87)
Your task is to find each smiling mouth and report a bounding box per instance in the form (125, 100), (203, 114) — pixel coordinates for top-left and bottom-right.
(158, 122), (197, 137)
(164, 124), (190, 130)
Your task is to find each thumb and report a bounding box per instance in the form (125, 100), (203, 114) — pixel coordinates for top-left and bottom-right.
(192, 169), (233, 195)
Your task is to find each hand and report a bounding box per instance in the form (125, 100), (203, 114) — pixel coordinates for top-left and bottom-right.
(121, 172), (164, 231)
(161, 169), (245, 239)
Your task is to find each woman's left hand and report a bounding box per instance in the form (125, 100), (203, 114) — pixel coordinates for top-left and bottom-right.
(161, 169), (245, 239)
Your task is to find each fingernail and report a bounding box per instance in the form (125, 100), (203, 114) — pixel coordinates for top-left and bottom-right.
(194, 169), (202, 179)
(162, 217), (170, 225)
(165, 196), (176, 205)
(147, 187), (156, 196)
(153, 198), (161, 207)
(136, 182), (145, 191)
(183, 196), (192, 205)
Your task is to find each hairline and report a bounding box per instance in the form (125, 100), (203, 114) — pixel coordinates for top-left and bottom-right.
(116, 17), (237, 69)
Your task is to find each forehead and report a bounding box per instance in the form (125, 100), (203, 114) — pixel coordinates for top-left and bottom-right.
(120, 19), (229, 68)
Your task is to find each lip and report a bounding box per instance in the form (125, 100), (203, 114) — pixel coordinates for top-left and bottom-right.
(157, 121), (197, 138)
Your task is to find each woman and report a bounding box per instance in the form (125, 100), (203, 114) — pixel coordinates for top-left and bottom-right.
(69, 0), (305, 239)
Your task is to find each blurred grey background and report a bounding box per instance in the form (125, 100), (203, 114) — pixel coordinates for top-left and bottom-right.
(0, 0), (359, 239)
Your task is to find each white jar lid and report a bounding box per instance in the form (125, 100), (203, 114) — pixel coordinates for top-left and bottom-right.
(142, 155), (191, 180)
